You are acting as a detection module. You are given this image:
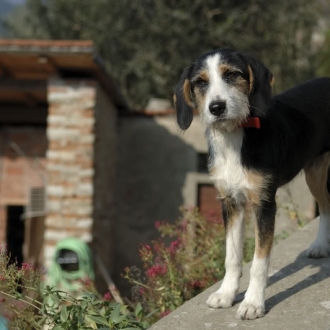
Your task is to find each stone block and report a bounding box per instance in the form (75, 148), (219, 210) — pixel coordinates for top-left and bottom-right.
(44, 230), (69, 241)
(46, 150), (76, 161)
(47, 199), (62, 212)
(76, 218), (93, 229)
(47, 127), (81, 141)
(76, 183), (93, 196)
(47, 185), (64, 197)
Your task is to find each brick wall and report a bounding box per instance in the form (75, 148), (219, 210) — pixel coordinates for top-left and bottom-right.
(0, 127), (47, 243)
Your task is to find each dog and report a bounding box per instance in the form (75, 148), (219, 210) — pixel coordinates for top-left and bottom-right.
(174, 48), (330, 320)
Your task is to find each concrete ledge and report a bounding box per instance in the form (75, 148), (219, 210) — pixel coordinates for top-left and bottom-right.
(150, 218), (330, 330)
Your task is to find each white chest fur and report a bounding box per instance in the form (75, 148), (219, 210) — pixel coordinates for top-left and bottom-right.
(207, 128), (253, 204)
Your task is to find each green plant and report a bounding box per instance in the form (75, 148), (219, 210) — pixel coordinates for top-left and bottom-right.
(123, 207), (254, 324)
(0, 247), (150, 330)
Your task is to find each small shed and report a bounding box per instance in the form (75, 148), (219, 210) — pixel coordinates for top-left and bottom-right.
(0, 39), (127, 288)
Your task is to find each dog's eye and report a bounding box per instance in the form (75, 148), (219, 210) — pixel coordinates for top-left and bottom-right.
(195, 78), (209, 88)
(225, 71), (241, 79)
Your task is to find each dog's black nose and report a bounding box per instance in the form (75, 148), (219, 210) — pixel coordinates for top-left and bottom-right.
(209, 101), (226, 116)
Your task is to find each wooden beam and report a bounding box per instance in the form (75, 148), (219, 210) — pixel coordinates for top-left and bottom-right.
(0, 59), (12, 77)
(0, 79), (46, 93)
(0, 105), (47, 125)
(23, 92), (38, 108)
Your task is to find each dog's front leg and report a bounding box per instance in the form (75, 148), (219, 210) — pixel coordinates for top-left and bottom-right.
(207, 198), (244, 308)
(237, 198), (276, 320)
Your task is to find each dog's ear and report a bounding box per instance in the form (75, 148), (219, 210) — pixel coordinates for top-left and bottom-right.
(244, 54), (273, 117)
(174, 66), (194, 130)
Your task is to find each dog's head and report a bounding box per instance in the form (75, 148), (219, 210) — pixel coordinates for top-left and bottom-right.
(174, 49), (274, 131)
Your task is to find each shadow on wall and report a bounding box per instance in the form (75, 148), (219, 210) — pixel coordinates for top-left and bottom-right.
(114, 116), (196, 295)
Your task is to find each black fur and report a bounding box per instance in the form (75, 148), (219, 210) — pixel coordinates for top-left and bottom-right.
(242, 77), (330, 186)
(175, 66), (194, 130)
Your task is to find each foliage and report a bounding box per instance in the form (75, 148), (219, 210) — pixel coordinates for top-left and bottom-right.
(123, 207), (254, 323)
(0, 207), (256, 328)
(3, 0), (326, 108)
(317, 28), (330, 77)
(0, 247), (150, 330)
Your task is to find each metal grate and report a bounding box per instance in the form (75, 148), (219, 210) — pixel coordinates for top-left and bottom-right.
(24, 187), (46, 218)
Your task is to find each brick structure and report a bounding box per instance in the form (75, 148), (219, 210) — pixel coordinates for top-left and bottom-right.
(44, 78), (97, 267)
(0, 128), (47, 242)
(0, 40), (127, 290)
(44, 78), (118, 273)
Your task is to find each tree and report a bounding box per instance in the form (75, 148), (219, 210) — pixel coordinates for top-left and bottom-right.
(4, 0), (326, 109)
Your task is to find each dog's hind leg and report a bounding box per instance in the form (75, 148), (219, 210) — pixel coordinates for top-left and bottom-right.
(206, 198), (244, 309)
(305, 152), (330, 258)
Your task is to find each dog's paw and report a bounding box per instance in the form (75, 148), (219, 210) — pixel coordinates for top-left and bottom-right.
(306, 243), (329, 258)
(236, 300), (265, 320)
(206, 291), (235, 309)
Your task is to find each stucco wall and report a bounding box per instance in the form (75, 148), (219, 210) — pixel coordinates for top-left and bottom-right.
(114, 114), (315, 294)
(92, 85), (118, 291)
(114, 115), (198, 292)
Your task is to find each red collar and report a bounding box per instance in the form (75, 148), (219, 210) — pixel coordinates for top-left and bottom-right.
(240, 117), (260, 129)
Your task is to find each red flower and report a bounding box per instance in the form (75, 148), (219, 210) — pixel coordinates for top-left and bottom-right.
(103, 292), (112, 301)
(154, 221), (162, 229)
(169, 239), (180, 254)
(146, 264), (167, 278)
(191, 280), (202, 289)
(21, 262), (34, 272)
(160, 310), (171, 318)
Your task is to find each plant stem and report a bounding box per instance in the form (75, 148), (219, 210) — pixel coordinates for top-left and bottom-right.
(0, 290), (41, 311)
(23, 294), (43, 306)
(127, 279), (151, 290)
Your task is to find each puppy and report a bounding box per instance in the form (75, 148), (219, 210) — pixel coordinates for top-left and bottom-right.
(174, 48), (330, 320)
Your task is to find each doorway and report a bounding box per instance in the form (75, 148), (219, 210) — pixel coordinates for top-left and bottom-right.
(6, 205), (25, 266)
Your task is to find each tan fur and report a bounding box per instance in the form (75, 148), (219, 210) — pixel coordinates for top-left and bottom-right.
(235, 76), (250, 95)
(221, 195), (240, 230)
(219, 64), (249, 95)
(196, 69), (210, 82)
(219, 63), (235, 74)
(255, 225), (274, 258)
(270, 76), (275, 88)
(183, 79), (194, 107)
(248, 65), (254, 93)
(246, 170), (272, 207)
(173, 94), (177, 105)
(212, 168), (271, 207)
(305, 152), (330, 213)
(194, 88), (206, 110)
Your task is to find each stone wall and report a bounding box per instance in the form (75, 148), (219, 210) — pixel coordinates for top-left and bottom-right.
(45, 78), (97, 268)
